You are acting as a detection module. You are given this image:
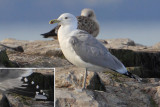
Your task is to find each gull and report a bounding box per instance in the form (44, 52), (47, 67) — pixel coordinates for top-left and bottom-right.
(36, 91), (39, 95)
(41, 8), (99, 39)
(40, 90), (43, 93)
(36, 85), (39, 89)
(49, 13), (140, 89)
(24, 77), (28, 82)
(31, 81), (34, 84)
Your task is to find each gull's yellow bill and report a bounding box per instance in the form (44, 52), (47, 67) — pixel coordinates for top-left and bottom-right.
(49, 19), (60, 24)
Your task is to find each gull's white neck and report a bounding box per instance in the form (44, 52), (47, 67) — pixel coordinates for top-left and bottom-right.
(58, 23), (77, 41)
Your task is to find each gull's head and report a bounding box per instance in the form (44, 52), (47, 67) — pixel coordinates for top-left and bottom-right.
(81, 8), (96, 20)
(49, 13), (77, 27)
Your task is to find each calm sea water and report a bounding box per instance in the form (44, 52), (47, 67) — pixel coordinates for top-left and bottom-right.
(0, 21), (160, 46)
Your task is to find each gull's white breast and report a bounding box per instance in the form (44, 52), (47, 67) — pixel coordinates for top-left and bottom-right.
(58, 34), (105, 71)
(59, 36), (90, 67)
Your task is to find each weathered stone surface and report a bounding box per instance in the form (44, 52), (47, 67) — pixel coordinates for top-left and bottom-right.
(104, 38), (136, 49)
(55, 88), (151, 107)
(1, 38), (160, 76)
(55, 66), (106, 91)
(54, 65), (160, 107)
(6, 93), (54, 107)
(0, 43), (24, 52)
(152, 42), (160, 49)
(0, 38), (69, 67)
(0, 48), (12, 67)
(1, 38), (160, 106)
(1, 38), (60, 56)
(55, 70), (160, 107)
(0, 93), (10, 107)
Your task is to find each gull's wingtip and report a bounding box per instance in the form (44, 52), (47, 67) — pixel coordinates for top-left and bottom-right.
(40, 33), (50, 38)
(124, 71), (142, 82)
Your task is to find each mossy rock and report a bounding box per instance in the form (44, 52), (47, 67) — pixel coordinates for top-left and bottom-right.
(0, 48), (18, 67)
(0, 48), (12, 67)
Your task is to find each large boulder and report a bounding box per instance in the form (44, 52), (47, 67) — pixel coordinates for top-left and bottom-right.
(0, 48), (12, 67)
(1, 38), (160, 106)
(55, 66), (106, 91)
(1, 38), (160, 77)
(55, 66), (160, 107)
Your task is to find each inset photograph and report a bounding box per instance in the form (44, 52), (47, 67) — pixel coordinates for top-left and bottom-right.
(0, 68), (54, 107)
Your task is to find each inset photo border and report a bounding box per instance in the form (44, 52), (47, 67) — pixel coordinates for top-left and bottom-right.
(0, 68), (55, 107)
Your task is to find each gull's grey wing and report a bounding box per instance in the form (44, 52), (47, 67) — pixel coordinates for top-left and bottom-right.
(77, 16), (99, 37)
(70, 30), (125, 71)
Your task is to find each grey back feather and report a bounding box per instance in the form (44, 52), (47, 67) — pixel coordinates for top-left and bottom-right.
(70, 30), (125, 71)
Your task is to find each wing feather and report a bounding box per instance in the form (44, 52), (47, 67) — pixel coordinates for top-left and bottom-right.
(70, 30), (125, 71)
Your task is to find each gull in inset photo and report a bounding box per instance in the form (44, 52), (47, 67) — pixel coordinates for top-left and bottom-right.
(0, 69), (55, 103)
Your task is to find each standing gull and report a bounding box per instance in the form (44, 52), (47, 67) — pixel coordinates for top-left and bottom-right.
(49, 13), (140, 89)
(41, 8), (99, 39)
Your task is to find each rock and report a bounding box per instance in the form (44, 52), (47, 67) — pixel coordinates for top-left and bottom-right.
(55, 89), (99, 107)
(0, 93), (10, 107)
(55, 66), (106, 91)
(1, 38), (160, 106)
(1, 38), (60, 56)
(1, 38), (28, 45)
(142, 80), (160, 106)
(104, 38), (135, 49)
(0, 39), (69, 67)
(152, 42), (160, 49)
(6, 93), (54, 107)
(1, 38), (160, 76)
(0, 48), (12, 67)
(0, 43), (24, 52)
(45, 48), (63, 57)
(55, 66), (160, 107)
(55, 78), (152, 107)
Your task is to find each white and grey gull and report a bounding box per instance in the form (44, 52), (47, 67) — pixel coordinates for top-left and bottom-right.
(49, 13), (141, 89)
(41, 8), (99, 39)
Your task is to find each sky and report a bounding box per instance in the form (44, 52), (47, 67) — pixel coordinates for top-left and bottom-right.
(0, 0), (160, 46)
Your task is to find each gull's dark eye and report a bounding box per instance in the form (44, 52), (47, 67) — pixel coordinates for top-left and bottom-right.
(88, 14), (92, 17)
(65, 17), (68, 19)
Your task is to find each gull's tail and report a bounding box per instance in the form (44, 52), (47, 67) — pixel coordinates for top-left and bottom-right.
(41, 28), (57, 39)
(41, 32), (57, 38)
(124, 71), (142, 82)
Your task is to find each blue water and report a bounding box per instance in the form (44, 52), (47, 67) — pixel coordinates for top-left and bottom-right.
(0, 21), (160, 46)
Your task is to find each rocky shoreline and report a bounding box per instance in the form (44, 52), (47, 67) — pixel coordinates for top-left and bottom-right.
(0, 38), (160, 107)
